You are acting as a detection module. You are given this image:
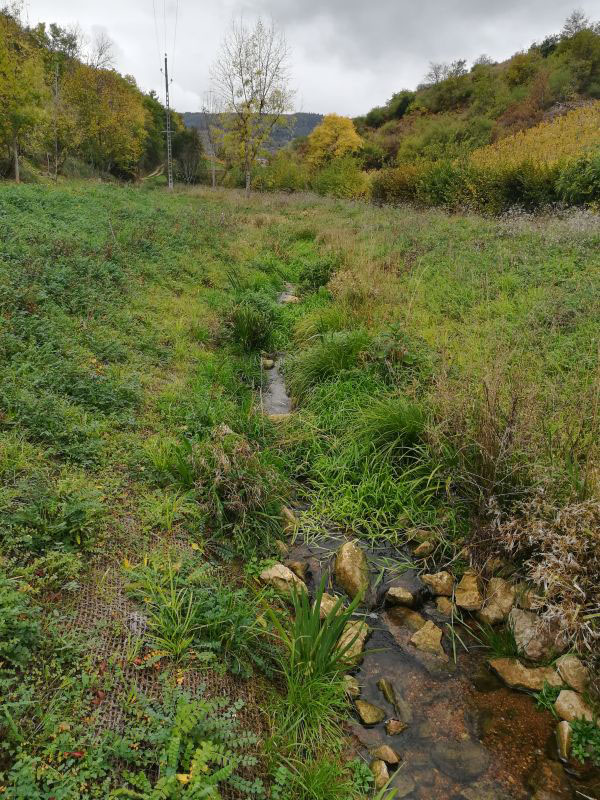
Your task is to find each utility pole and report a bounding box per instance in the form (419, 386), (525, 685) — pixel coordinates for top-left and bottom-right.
(164, 53), (174, 190)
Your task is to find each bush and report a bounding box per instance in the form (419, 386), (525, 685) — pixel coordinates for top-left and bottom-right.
(557, 153), (600, 206)
(225, 291), (280, 352)
(311, 157), (370, 199)
(297, 258), (336, 293)
(253, 154), (310, 193)
(0, 571), (40, 667)
(286, 330), (371, 399)
(371, 164), (423, 204)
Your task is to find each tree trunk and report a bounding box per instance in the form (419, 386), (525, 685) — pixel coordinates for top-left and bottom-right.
(13, 136), (20, 184)
(211, 160), (216, 189)
(244, 146), (251, 197)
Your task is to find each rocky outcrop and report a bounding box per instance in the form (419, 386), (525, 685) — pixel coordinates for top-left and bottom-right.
(554, 689), (594, 723)
(356, 699), (386, 726)
(259, 563), (306, 597)
(431, 740), (490, 782)
(455, 570), (483, 611)
(422, 571), (454, 596)
(410, 620), (448, 661)
(488, 658), (563, 691)
(335, 541), (369, 600)
(477, 577), (515, 625)
(508, 608), (564, 662)
(555, 654), (589, 694)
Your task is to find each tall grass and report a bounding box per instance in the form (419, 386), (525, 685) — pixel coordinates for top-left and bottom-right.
(286, 330), (371, 399)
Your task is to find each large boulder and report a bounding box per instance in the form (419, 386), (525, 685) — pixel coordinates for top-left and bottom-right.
(478, 577), (515, 625)
(259, 564), (307, 598)
(456, 570), (484, 611)
(555, 654), (589, 694)
(508, 608), (565, 662)
(410, 620), (448, 661)
(431, 740), (490, 782)
(422, 571), (454, 596)
(554, 690), (594, 723)
(335, 541), (369, 600)
(488, 658), (563, 691)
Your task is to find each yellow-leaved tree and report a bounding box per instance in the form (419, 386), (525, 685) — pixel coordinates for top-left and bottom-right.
(306, 114), (363, 167)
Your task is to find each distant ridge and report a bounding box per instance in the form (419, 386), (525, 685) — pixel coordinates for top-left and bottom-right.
(182, 112), (323, 152)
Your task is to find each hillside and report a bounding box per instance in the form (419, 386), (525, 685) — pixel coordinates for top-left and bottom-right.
(183, 111), (323, 152)
(355, 11), (600, 168)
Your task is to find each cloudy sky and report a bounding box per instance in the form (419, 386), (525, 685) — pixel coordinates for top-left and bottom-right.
(26, 0), (598, 116)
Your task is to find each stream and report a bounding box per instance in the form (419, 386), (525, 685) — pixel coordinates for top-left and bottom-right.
(261, 286), (599, 800)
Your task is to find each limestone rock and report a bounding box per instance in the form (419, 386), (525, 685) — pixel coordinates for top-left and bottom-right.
(508, 608), (564, 662)
(268, 412), (291, 423)
(261, 357), (275, 369)
(422, 571), (454, 596)
(281, 506), (298, 535)
(387, 605), (427, 632)
(436, 596), (454, 616)
(344, 674), (361, 699)
(259, 563), (306, 598)
(370, 759), (389, 789)
(555, 654), (589, 694)
(356, 700), (386, 726)
(556, 721), (572, 762)
(431, 740), (490, 782)
(285, 560), (307, 581)
(338, 620), (370, 665)
(335, 541), (369, 600)
(385, 718), (407, 735)
(389, 772), (415, 798)
(410, 620), (448, 661)
(371, 744), (400, 765)
(281, 293), (300, 304)
(414, 540), (435, 558)
(554, 689), (594, 723)
(456, 570), (483, 611)
(488, 658), (563, 691)
(478, 577), (515, 625)
(386, 585), (415, 607)
(320, 592), (344, 620)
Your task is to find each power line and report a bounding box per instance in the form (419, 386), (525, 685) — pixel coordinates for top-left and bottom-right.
(171, 0), (179, 76)
(151, 0), (162, 73)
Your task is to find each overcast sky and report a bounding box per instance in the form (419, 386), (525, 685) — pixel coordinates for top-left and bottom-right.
(26, 0), (598, 116)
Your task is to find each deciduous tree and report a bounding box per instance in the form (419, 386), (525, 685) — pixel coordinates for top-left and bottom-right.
(306, 114), (363, 167)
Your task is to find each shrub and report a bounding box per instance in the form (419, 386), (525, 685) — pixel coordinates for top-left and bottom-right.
(416, 160), (466, 208)
(557, 153), (600, 206)
(225, 291), (280, 352)
(297, 258), (336, 293)
(286, 330), (371, 399)
(0, 571), (40, 667)
(371, 164), (423, 204)
(311, 157), (370, 199)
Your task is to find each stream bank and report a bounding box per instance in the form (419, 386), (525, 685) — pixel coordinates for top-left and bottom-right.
(260, 285), (599, 800)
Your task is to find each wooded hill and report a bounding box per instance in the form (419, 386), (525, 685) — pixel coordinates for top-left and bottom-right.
(183, 112), (323, 152)
(0, 9), (203, 182)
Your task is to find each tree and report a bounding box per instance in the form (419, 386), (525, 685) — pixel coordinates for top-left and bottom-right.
(211, 17), (294, 195)
(562, 9), (599, 38)
(0, 11), (47, 181)
(201, 90), (223, 188)
(306, 114), (363, 167)
(87, 29), (115, 69)
(173, 127), (204, 184)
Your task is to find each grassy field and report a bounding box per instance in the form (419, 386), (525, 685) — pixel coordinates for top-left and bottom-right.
(0, 181), (598, 796)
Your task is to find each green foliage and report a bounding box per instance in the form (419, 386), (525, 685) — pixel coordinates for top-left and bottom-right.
(271, 757), (369, 800)
(225, 291), (280, 351)
(557, 153), (600, 206)
(125, 553), (273, 676)
(113, 691), (263, 799)
(311, 157), (369, 199)
(0, 570), (40, 666)
(344, 395), (426, 466)
(297, 257), (336, 293)
(571, 718), (600, 766)
(293, 306), (352, 345)
(532, 681), (561, 717)
(267, 579), (361, 752)
(474, 621), (519, 658)
(286, 330), (371, 399)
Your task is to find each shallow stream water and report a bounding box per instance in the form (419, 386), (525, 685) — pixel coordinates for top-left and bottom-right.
(262, 286), (599, 800)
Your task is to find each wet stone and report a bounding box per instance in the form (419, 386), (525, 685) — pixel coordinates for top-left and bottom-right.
(477, 577), (515, 625)
(339, 620), (370, 665)
(386, 718), (408, 736)
(390, 772), (416, 798)
(488, 657), (563, 691)
(281, 506), (298, 535)
(335, 540), (369, 600)
(436, 596), (454, 616)
(455, 570), (483, 611)
(554, 689), (594, 723)
(414, 540), (435, 558)
(371, 744), (400, 765)
(387, 606), (427, 633)
(377, 678), (413, 722)
(556, 721), (572, 762)
(431, 740), (490, 782)
(355, 699), (386, 726)
(386, 585), (416, 607)
(370, 759), (389, 789)
(259, 563), (306, 598)
(527, 759), (572, 799)
(422, 571), (454, 596)
(410, 620), (448, 661)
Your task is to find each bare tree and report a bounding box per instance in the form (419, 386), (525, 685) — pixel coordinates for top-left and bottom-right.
(201, 90), (223, 189)
(211, 17), (294, 195)
(88, 29), (115, 69)
(425, 61), (447, 84)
